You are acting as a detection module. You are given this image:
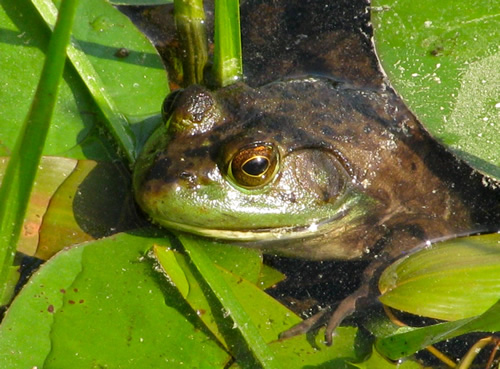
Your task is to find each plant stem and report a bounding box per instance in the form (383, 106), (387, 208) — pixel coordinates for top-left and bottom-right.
(213, 0), (242, 87)
(174, 0), (208, 85)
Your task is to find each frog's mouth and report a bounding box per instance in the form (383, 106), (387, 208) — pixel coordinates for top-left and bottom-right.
(153, 198), (363, 244)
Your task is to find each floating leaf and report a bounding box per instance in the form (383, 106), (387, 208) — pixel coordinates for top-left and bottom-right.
(0, 230), (230, 368)
(153, 245), (190, 298)
(372, 0), (500, 179)
(37, 159), (140, 259)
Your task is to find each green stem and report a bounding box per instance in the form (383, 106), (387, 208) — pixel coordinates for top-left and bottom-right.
(174, 0), (208, 85)
(213, 0), (242, 87)
(0, 0), (79, 304)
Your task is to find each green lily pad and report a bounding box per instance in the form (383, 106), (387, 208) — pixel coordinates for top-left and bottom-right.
(37, 159), (140, 259)
(372, 0), (500, 179)
(0, 157), (141, 259)
(0, 230), (230, 368)
(0, 228), (376, 368)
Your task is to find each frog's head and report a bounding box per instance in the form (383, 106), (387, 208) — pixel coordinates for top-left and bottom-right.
(133, 80), (380, 260)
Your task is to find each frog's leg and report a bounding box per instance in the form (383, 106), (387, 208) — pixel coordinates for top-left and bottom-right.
(322, 225), (451, 345)
(279, 226), (432, 344)
(279, 258), (385, 343)
(278, 256), (386, 344)
(324, 257), (386, 345)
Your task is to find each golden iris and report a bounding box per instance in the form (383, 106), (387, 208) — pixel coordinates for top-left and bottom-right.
(229, 144), (279, 188)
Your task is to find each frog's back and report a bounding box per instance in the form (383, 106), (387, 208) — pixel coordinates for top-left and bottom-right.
(217, 77), (500, 256)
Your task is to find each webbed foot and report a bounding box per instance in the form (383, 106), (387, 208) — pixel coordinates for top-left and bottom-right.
(279, 257), (386, 345)
(278, 282), (372, 345)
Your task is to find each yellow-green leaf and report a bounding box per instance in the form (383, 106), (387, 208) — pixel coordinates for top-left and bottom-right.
(379, 234), (500, 320)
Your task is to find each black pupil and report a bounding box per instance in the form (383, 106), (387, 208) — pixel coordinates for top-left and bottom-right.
(242, 156), (269, 176)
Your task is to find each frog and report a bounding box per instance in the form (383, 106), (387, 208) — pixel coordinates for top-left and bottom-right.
(133, 0), (500, 344)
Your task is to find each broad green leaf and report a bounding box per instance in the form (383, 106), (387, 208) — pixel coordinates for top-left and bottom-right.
(379, 233), (500, 320)
(0, 0), (167, 160)
(1, 0), (94, 158)
(0, 230), (230, 368)
(0, 228), (372, 368)
(201, 242), (263, 285)
(258, 264), (286, 290)
(372, 0), (500, 179)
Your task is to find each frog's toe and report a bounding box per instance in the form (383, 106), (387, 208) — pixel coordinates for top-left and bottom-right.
(279, 308), (331, 340)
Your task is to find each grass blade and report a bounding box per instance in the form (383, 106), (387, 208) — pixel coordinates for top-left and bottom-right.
(213, 0), (243, 86)
(178, 235), (280, 369)
(0, 0), (79, 304)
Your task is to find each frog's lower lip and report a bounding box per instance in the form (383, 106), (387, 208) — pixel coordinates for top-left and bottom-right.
(154, 210), (348, 242)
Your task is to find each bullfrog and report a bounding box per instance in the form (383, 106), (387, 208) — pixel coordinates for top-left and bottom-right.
(133, 0), (500, 343)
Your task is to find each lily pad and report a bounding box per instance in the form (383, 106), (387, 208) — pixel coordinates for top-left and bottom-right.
(0, 229), (376, 368)
(0, 230), (230, 368)
(0, 157), (77, 256)
(372, 0), (500, 179)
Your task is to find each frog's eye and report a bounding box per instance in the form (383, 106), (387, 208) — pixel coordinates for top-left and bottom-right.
(161, 89), (183, 121)
(228, 144), (279, 188)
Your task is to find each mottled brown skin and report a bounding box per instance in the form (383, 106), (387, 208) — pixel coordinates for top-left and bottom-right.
(134, 0), (500, 342)
(137, 79), (498, 257)
(135, 76), (500, 342)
